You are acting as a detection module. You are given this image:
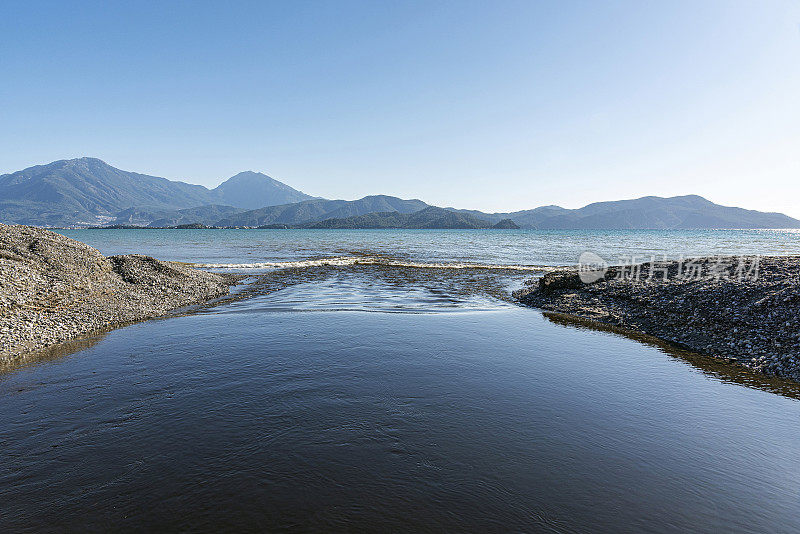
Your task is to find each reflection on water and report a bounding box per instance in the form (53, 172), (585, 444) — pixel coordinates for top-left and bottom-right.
(1, 333), (108, 374)
(541, 311), (800, 399)
(2, 264), (799, 532)
(7, 264), (799, 400)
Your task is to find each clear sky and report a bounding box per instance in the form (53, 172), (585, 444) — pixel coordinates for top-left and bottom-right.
(2, 0), (799, 216)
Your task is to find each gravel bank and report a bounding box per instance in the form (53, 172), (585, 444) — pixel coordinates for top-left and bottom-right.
(514, 256), (800, 382)
(1, 224), (239, 365)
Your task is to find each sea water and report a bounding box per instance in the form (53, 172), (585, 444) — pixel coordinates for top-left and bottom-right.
(1, 229), (799, 532)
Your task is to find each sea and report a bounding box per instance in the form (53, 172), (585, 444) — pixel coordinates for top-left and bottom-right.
(1, 228), (799, 532)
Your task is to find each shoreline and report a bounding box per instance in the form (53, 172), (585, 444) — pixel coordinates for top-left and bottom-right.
(514, 256), (800, 382)
(1, 224), (241, 366)
(4, 223), (799, 384)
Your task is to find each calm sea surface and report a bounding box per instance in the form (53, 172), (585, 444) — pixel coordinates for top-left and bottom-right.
(55, 227), (800, 266)
(2, 229), (799, 532)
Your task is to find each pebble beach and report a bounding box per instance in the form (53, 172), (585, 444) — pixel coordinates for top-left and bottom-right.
(515, 256), (800, 382)
(0, 224), (238, 365)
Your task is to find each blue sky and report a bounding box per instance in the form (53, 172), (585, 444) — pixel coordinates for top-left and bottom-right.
(1, 0), (799, 216)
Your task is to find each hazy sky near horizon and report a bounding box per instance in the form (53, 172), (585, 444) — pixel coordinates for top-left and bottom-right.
(2, 1), (799, 216)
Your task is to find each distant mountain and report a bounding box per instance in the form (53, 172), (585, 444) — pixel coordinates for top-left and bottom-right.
(452, 195), (800, 229)
(556, 195), (799, 229)
(302, 206), (492, 229)
(0, 158), (212, 226)
(112, 207), (174, 226)
(0, 158), (315, 226)
(145, 205), (246, 227)
(110, 205), (246, 227)
(213, 171), (313, 209)
(215, 195), (429, 227)
(2, 158), (798, 229)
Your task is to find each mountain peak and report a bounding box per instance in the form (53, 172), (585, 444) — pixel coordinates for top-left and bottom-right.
(53, 157), (111, 167)
(0, 158), (319, 225)
(213, 170), (313, 210)
(227, 170), (274, 181)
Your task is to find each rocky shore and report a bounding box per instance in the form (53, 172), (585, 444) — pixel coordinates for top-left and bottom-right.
(514, 256), (800, 382)
(0, 224), (239, 365)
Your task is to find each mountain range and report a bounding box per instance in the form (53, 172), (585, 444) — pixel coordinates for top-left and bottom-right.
(300, 206), (502, 229)
(214, 195), (428, 227)
(448, 194), (800, 230)
(0, 158), (312, 226)
(1, 157), (798, 229)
